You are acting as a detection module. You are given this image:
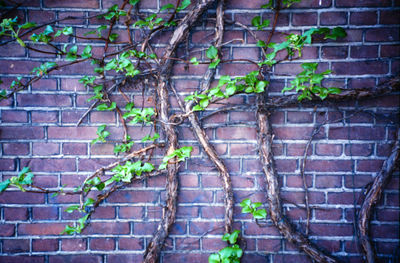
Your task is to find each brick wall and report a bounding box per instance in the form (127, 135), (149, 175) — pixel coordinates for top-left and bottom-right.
(0, 0), (399, 262)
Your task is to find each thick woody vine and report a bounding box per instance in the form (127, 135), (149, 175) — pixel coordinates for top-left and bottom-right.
(0, 1), (399, 263)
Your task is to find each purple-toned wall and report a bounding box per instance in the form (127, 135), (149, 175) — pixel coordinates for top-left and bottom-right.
(0, 0), (399, 262)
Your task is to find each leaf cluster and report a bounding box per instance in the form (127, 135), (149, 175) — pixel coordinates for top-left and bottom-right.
(239, 198), (267, 219)
(209, 230), (243, 263)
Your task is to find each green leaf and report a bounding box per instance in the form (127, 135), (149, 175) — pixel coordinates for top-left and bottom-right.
(209, 58), (220, 69)
(81, 45), (92, 59)
(109, 33), (118, 42)
(160, 3), (175, 11)
(255, 80), (268, 93)
(208, 253), (221, 263)
(256, 40), (266, 47)
(328, 87), (341, 94)
(129, 0), (140, 5)
(43, 25), (54, 35)
(239, 198), (251, 207)
(0, 179), (10, 192)
(177, 0), (191, 11)
(228, 230), (240, 245)
(251, 202), (262, 209)
(60, 225), (78, 235)
(192, 104), (203, 111)
(251, 16), (261, 27)
(190, 57), (199, 65)
(20, 22), (36, 29)
(253, 208), (267, 219)
(206, 46), (218, 60)
(64, 205), (80, 213)
(241, 206), (252, 214)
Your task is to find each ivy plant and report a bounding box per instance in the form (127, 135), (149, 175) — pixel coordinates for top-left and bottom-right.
(209, 230), (243, 263)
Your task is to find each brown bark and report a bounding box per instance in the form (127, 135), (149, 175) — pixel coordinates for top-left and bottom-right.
(185, 0), (234, 235)
(256, 90), (340, 263)
(264, 76), (399, 109)
(143, 1), (216, 262)
(358, 130), (400, 263)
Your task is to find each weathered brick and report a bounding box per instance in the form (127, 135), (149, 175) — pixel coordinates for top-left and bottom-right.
(32, 239), (59, 252)
(49, 255), (102, 263)
(18, 94), (72, 107)
(90, 238), (115, 250)
(43, 0), (99, 8)
(315, 143), (342, 156)
(292, 12), (318, 26)
(19, 223), (66, 235)
(320, 12), (347, 25)
(20, 158), (76, 172)
(332, 61), (389, 75)
(350, 45), (378, 58)
(3, 239), (30, 253)
(4, 207), (28, 220)
(0, 126), (44, 139)
(61, 238), (87, 251)
(350, 11), (377, 25)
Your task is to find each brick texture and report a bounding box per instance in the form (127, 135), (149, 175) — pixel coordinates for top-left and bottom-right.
(0, 0), (399, 263)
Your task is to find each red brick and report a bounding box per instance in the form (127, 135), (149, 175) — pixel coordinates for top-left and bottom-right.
(118, 237), (144, 250)
(32, 239), (59, 252)
(275, 127), (325, 140)
(244, 222), (280, 235)
(292, 12), (318, 26)
(350, 11), (377, 25)
(59, 12), (86, 25)
(48, 127), (97, 139)
(380, 10), (400, 24)
(91, 206), (115, 219)
(286, 174), (312, 188)
(315, 143), (342, 156)
(44, 0), (99, 8)
(344, 174), (373, 188)
(107, 190), (158, 203)
(1, 60), (40, 74)
(281, 191), (325, 204)
(348, 78), (376, 89)
(3, 239), (29, 253)
(62, 143), (87, 155)
(216, 127), (256, 140)
(189, 221), (224, 235)
(381, 45), (400, 57)
(32, 142), (60, 155)
(365, 28), (399, 42)
(336, 0), (391, 7)
(0, 224), (15, 236)
(291, 0), (332, 8)
(0, 43), (25, 57)
(0, 159), (15, 170)
(90, 238), (115, 250)
(18, 94), (71, 107)
(4, 207), (28, 220)
(328, 192), (360, 205)
(83, 222), (129, 235)
(285, 207), (307, 220)
(20, 158), (76, 172)
(2, 143), (29, 155)
(321, 46), (348, 59)
(0, 126), (44, 139)
(332, 61), (388, 75)
(350, 45), (378, 58)
(49, 255), (102, 263)
(219, 63), (258, 76)
(315, 175), (342, 188)
(306, 160), (352, 172)
(32, 207), (58, 220)
(315, 208), (342, 220)
(118, 207), (144, 219)
(61, 238), (87, 251)
(320, 12), (347, 25)
(32, 111), (58, 123)
(19, 223), (66, 235)
(287, 111), (313, 123)
(329, 126), (385, 140)
(178, 190), (213, 203)
(310, 223), (353, 236)
(226, 0), (265, 8)
(357, 160), (384, 172)
(0, 192), (44, 204)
